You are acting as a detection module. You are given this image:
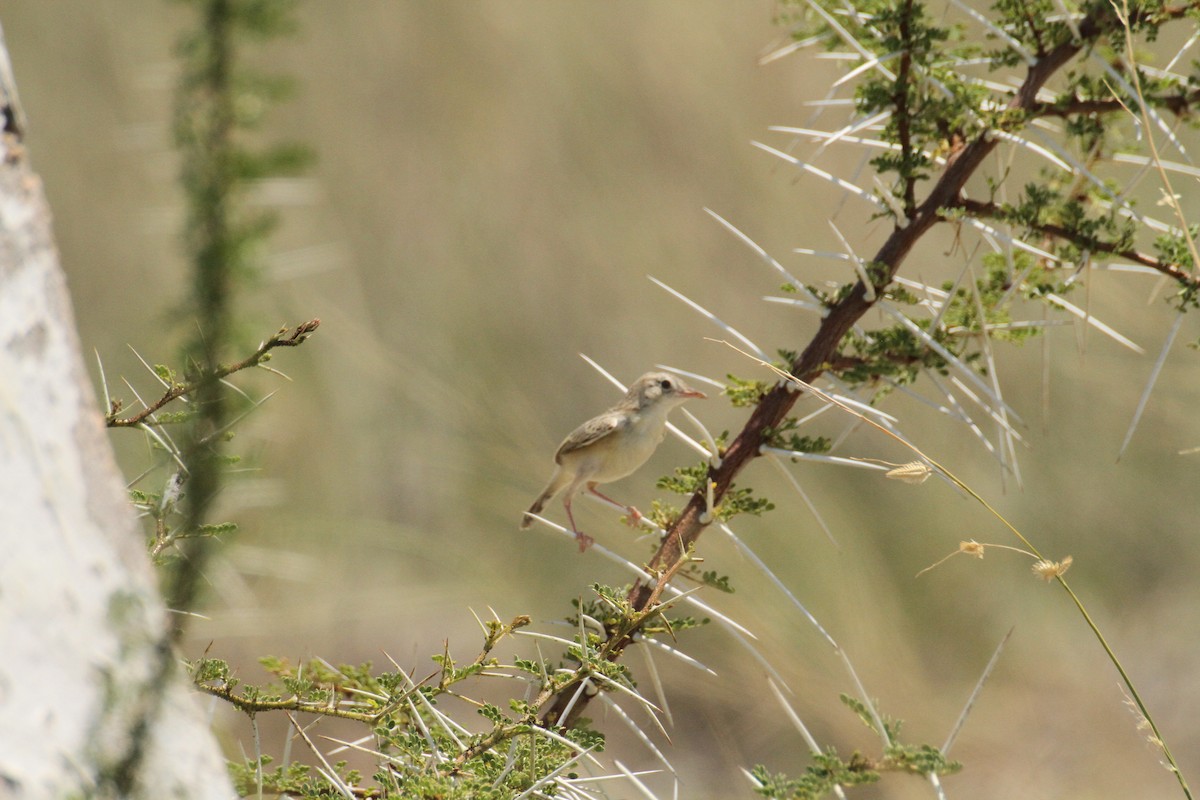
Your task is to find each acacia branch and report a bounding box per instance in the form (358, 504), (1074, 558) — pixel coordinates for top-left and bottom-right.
(105, 319), (320, 428)
(895, 0), (918, 219)
(952, 197), (1200, 289)
(194, 679), (376, 723)
(636, 4), (1102, 623)
(1030, 87), (1200, 118)
(626, 3), (1150, 603)
(541, 4), (1129, 732)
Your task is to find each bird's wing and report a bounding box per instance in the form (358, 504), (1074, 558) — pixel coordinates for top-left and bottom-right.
(554, 411), (626, 464)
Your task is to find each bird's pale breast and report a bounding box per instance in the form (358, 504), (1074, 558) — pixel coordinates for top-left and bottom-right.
(580, 409), (667, 483)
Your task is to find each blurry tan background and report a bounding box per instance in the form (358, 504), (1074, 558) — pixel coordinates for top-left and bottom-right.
(6, 2), (1199, 798)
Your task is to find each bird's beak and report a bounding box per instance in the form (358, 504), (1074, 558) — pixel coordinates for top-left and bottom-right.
(680, 389), (707, 400)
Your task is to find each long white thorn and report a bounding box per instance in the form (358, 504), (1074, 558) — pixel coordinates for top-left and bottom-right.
(640, 645), (674, 728)
(601, 697), (675, 776)
(990, 129), (1071, 171)
(94, 349), (113, 413)
(922, 371), (1004, 463)
(828, 220), (875, 300)
(772, 123), (945, 162)
(957, 213), (1062, 264)
(761, 447), (892, 471)
(812, 110), (892, 152)
(943, 628), (1014, 755)
(1112, 152), (1200, 180)
(1093, 51), (1190, 161)
(949, 0), (1036, 63)
(793, 247), (852, 262)
(703, 207), (816, 301)
(833, 54), (903, 88)
(945, 375), (1027, 445)
(893, 274), (949, 300)
(1118, 310), (1185, 460)
(802, 0), (896, 79)
(1165, 28), (1200, 72)
(759, 33), (831, 65)
(751, 141), (888, 211)
(127, 344), (171, 389)
(877, 301), (1025, 424)
(649, 275), (770, 360)
(611, 760), (664, 800)
(968, 262), (1022, 485)
(1049, 0), (1084, 40)
(716, 521), (839, 650)
(766, 454), (838, 548)
(1042, 291), (1144, 353)
(763, 295), (829, 316)
(578, 353), (627, 392)
(635, 634), (717, 676)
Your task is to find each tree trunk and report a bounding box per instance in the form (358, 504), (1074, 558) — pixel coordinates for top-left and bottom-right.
(0, 22), (233, 799)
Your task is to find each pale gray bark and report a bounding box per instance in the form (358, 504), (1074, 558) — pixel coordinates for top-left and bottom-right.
(0, 22), (233, 800)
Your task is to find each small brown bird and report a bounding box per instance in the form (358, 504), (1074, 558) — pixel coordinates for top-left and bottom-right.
(521, 371), (706, 550)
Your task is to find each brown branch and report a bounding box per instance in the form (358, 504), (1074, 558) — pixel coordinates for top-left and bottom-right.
(105, 319), (319, 428)
(953, 197), (1200, 290)
(540, 5), (1127, 732)
(895, 0), (918, 219)
(1021, 3), (1047, 56)
(194, 678), (376, 723)
(1030, 87), (1200, 119)
(631, 3), (1103, 619)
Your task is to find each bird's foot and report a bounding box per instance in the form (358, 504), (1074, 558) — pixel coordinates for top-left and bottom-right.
(574, 530), (595, 552)
(622, 506), (644, 528)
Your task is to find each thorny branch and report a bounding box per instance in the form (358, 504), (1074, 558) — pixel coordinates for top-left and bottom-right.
(895, 0), (918, 219)
(105, 319), (320, 428)
(952, 197), (1200, 290)
(194, 679), (378, 723)
(1030, 87), (1200, 118)
(541, 1), (1200, 730)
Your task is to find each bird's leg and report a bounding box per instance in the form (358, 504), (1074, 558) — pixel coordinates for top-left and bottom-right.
(586, 483), (643, 528)
(563, 495), (594, 552)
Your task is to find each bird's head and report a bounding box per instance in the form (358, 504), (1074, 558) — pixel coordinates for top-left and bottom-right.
(626, 371), (707, 411)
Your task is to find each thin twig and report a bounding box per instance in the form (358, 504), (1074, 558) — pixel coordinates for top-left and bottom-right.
(106, 319), (319, 428)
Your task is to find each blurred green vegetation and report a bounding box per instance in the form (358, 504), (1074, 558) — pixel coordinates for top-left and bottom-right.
(5, 2), (1199, 797)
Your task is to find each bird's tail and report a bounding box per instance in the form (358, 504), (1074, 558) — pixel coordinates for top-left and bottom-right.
(519, 494), (550, 529)
(520, 471), (566, 529)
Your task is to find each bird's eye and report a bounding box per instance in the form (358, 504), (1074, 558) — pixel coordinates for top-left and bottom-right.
(659, 379), (672, 391)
